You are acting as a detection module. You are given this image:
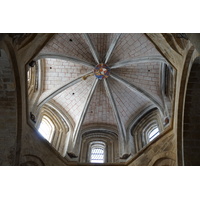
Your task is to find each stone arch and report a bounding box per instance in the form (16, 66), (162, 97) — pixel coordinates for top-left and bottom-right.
(153, 157), (175, 166)
(36, 103), (71, 157)
(79, 129), (119, 163)
(183, 56), (200, 165)
(177, 46), (198, 165)
(20, 154), (45, 166)
(148, 152), (176, 166)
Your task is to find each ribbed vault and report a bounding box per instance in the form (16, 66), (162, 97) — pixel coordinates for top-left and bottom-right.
(27, 33), (174, 164)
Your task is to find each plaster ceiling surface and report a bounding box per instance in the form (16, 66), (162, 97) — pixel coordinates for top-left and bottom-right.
(37, 33), (166, 138)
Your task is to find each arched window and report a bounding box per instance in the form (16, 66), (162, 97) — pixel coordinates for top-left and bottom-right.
(38, 116), (55, 142)
(148, 127), (160, 142)
(131, 108), (163, 153)
(79, 131), (118, 163)
(36, 103), (72, 157)
(143, 122), (160, 144)
(89, 142), (106, 163)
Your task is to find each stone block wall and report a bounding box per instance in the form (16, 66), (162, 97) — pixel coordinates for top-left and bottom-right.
(20, 125), (69, 166)
(0, 49), (17, 165)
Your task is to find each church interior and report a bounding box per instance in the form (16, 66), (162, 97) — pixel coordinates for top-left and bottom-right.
(1, 33), (200, 166)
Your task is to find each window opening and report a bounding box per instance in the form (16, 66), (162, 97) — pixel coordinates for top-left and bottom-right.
(38, 116), (54, 142)
(149, 127), (159, 141)
(27, 69), (31, 83)
(90, 144), (105, 163)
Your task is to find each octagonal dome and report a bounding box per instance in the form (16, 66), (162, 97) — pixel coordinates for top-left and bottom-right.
(27, 33), (174, 164)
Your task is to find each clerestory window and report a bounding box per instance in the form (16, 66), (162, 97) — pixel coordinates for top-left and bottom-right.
(90, 142), (106, 163)
(38, 116), (55, 142)
(131, 108), (163, 153)
(149, 127), (160, 142)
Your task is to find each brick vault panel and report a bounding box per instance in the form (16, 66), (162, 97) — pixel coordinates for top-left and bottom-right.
(53, 76), (95, 125)
(108, 77), (151, 128)
(43, 58), (91, 92)
(112, 62), (162, 104)
(108, 33), (161, 64)
(88, 33), (116, 63)
(40, 33), (95, 64)
(82, 80), (117, 127)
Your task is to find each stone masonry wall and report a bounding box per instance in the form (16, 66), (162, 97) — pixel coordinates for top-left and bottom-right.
(128, 129), (176, 166)
(183, 62), (200, 165)
(0, 49), (17, 165)
(20, 125), (69, 166)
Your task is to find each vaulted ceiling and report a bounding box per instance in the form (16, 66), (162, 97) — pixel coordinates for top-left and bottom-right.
(30, 33), (171, 160)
